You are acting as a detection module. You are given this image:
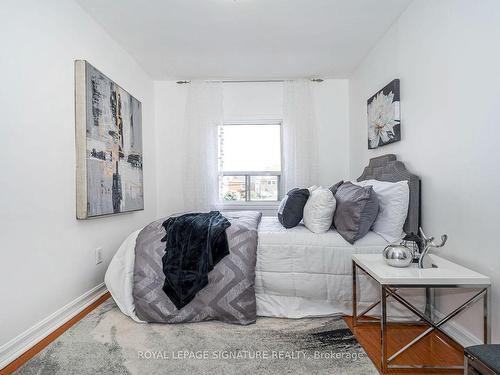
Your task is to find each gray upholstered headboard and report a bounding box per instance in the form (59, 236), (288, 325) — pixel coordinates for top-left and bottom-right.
(357, 154), (420, 236)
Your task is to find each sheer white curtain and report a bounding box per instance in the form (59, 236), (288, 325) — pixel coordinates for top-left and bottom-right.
(282, 80), (319, 192)
(182, 81), (223, 211)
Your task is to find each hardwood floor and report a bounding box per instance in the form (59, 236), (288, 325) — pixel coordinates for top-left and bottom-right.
(344, 316), (464, 374)
(0, 293), (111, 375)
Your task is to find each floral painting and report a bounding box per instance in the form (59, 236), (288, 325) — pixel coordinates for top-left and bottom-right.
(367, 79), (400, 149)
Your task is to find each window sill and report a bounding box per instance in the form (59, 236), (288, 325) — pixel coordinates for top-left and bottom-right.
(220, 201), (280, 211)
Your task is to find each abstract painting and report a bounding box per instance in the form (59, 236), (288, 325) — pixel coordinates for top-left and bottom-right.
(75, 60), (143, 219)
(367, 79), (401, 149)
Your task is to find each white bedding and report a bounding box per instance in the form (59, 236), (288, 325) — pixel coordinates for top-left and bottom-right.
(255, 216), (423, 318)
(105, 229), (144, 322)
(106, 216), (424, 322)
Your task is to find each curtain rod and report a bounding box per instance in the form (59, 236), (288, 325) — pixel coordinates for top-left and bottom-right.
(176, 79), (324, 84)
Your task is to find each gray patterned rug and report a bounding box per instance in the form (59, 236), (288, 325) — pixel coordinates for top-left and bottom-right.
(16, 299), (377, 375)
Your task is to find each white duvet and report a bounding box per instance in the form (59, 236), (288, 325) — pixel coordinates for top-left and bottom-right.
(106, 216), (423, 322)
(105, 229), (144, 322)
(255, 216), (419, 318)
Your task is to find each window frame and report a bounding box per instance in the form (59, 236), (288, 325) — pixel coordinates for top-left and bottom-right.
(219, 119), (283, 206)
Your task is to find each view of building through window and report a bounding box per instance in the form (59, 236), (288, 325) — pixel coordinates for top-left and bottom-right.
(219, 123), (281, 202)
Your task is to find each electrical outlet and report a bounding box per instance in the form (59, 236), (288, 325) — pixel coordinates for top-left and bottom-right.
(95, 247), (103, 265)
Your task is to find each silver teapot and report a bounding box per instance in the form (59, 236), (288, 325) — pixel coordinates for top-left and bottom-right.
(383, 244), (414, 268)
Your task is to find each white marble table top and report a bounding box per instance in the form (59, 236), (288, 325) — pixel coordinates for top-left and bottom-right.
(352, 254), (490, 286)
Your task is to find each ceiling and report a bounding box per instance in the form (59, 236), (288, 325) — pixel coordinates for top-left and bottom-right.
(76, 0), (411, 80)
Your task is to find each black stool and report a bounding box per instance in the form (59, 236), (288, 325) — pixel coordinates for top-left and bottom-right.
(465, 345), (500, 375)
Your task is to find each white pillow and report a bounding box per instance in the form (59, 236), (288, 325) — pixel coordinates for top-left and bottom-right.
(352, 179), (409, 243)
(303, 187), (336, 233)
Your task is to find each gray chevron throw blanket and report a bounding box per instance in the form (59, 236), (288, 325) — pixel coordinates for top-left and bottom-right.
(132, 211), (262, 325)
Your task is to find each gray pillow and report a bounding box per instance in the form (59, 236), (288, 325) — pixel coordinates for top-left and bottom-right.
(333, 182), (379, 244)
(329, 180), (344, 229)
(278, 188), (310, 229)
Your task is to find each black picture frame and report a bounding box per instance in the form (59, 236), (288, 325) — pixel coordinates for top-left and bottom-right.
(367, 79), (401, 149)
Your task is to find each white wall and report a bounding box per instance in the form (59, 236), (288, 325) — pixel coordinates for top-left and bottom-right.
(349, 0), (500, 342)
(154, 80), (349, 217)
(0, 0), (157, 348)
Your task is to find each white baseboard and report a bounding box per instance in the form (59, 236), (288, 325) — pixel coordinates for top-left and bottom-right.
(0, 283), (108, 370)
(432, 308), (482, 348)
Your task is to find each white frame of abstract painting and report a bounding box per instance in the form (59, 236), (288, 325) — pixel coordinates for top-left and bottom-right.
(75, 60), (144, 219)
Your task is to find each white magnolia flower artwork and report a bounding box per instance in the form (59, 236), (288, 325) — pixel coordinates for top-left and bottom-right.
(367, 79), (401, 149)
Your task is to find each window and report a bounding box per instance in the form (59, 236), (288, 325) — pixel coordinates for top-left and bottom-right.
(219, 121), (282, 202)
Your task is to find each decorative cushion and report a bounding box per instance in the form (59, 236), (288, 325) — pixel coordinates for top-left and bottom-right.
(353, 179), (409, 243)
(333, 182), (379, 244)
(277, 188), (310, 229)
(329, 180), (345, 228)
(303, 187), (336, 233)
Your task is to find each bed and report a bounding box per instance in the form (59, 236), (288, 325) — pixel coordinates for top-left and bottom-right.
(105, 154), (424, 323)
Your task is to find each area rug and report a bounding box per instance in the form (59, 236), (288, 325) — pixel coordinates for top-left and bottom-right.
(16, 299), (377, 374)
